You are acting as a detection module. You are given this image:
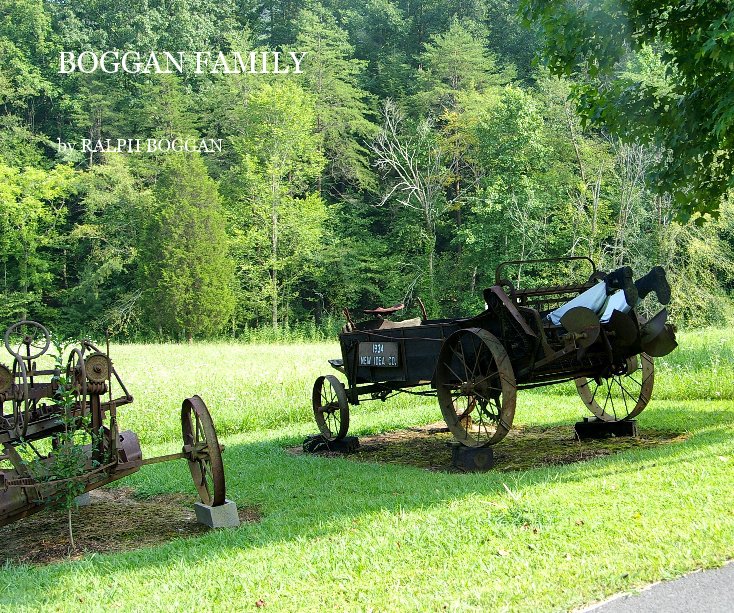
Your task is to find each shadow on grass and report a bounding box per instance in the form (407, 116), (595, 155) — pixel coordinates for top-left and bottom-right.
(2, 400), (733, 607)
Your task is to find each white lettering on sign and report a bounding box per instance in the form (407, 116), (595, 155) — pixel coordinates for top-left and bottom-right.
(358, 341), (399, 368)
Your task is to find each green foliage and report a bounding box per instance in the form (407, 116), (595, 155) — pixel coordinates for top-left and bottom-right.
(521, 0), (734, 219)
(0, 162), (75, 320)
(223, 81), (326, 328)
(19, 340), (90, 549)
(140, 154), (236, 340)
(0, 0), (730, 335)
(296, 8), (378, 194)
(415, 17), (508, 115)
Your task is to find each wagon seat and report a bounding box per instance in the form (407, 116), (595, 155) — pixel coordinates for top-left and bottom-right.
(479, 272), (603, 359)
(330, 304), (423, 373)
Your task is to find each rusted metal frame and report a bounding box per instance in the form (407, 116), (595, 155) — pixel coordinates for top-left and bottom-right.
(83, 339), (134, 402)
(0, 466), (140, 528)
(141, 442), (225, 466)
(348, 381), (426, 399)
(482, 286), (537, 339)
(2, 459), (118, 489)
(514, 283), (596, 299)
(495, 256), (596, 286)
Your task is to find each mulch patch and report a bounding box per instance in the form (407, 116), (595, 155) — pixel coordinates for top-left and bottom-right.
(290, 421), (688, 472)
(1, 487), (260, 566)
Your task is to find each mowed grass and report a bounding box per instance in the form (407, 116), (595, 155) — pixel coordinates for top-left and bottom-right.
(1, 329), (733, 611)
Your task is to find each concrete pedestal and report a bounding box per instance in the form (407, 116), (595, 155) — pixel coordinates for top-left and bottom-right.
(74, 492), (92, 507)
(449, 442), (494, 472)
(303, 434), (360, 454)
(575, 417), (638, 440)
(194, 499), (240, 528)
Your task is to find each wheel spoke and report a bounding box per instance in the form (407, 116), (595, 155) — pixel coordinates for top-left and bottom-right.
(445, 362), (465, 385)
(616, 377), (629, 416)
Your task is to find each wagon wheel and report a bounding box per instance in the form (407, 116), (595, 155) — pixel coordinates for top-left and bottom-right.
(436, 328), (517, 447)
(182, 395), (226, 506)
(575, 353), (654, 422)
(66, 348), (88, 415)
(312, 375), (350, 441)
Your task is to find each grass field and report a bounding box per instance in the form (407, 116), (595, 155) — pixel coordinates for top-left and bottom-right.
(1, 329), (733, 611)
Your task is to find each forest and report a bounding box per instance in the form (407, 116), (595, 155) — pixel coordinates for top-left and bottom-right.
(1, 0), (732, 340)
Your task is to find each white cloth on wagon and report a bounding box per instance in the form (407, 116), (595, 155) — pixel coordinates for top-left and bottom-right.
(547, 281), (632, 326)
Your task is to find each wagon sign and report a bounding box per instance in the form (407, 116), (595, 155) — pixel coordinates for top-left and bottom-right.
(358, 342), (399, 367)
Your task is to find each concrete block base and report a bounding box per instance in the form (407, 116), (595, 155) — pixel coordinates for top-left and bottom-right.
(448, 442), (494, 472)
(74, 492), (92, 507)
(194, 499), (240, 528)
(575, 417), (638, 440)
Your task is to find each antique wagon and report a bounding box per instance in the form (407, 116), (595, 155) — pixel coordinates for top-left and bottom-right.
(312, 257), (677, 448)
(0, 320), (225, 527)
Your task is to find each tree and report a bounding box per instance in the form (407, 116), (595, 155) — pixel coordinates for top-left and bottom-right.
(372, 100), (447, 310)
(140, 154), (236, 340)
(68, 154), (154, 334)
(296, 8), (378, 195)
(415, 18), (507, 116)
(521, 0), (734, 218)
(0, 162), (75, 321)
(222, 81), (326, 328)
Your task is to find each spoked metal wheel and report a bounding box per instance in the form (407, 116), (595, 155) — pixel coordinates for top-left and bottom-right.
(4, 320), (51, 360)
(181, 395), (226, 506)
(436, 328), (517, 447)
(312, 375), (350, 441)
(10, 357), (29, 436)
(575, 353), (654, 421)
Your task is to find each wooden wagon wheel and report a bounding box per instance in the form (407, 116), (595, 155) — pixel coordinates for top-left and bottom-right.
(312, 375), (350, 441)
(436, 328), (517, 447)
(182, 395), (226, 506)
(575, 353), (654, 422)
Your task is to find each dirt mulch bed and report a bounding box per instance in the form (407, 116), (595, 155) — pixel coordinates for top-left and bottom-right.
(1, 488), (260, 566)
(290, 422), (687, 472)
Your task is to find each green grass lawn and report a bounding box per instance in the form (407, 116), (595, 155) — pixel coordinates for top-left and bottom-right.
(1, 329), (733, 611)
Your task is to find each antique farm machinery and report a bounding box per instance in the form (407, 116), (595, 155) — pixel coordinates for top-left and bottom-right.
(0, 320), (225, 527)
(313, 257), (678, 448)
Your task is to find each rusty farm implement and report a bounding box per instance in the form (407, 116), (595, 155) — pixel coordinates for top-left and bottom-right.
(0, 320), (226, 527)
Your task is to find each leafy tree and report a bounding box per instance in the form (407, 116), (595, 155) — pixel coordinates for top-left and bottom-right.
(140, 154), (236, 340)
(0, 162), (75, 321)
(0, 0), (56, 120)
(521, 0), (734, 218)
(460, 86), (550, 289)
(222, 81), (326, 328)
(296, 8), (378, 195)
